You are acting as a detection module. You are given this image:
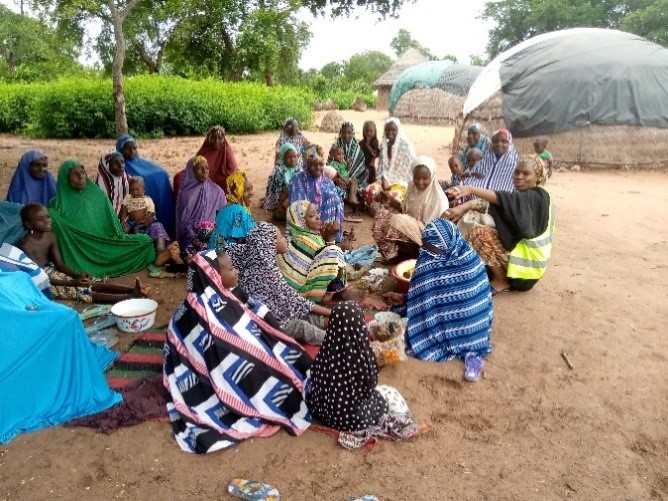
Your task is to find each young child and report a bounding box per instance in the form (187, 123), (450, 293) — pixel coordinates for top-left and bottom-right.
(120, 177), (169, 256)
(17, 203), (151, 303)
(327, 145), (360, 213)
(440, 155), (468, 192)
(466, 148), (483, 171)
(533, 136), (554, 178)
(359, 120), (380, 184)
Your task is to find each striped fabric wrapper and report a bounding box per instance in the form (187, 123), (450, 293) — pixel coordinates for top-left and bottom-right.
(164, 250), (312, 454)
(0, 243), (52, 299)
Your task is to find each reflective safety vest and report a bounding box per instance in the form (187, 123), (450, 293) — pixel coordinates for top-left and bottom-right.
(507, 201), (554, 281)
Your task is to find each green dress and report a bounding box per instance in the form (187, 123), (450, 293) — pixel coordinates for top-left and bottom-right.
(48, 159), (155, 277)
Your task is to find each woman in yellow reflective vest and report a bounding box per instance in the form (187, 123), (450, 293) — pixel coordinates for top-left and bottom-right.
(444, 155), (554, 294)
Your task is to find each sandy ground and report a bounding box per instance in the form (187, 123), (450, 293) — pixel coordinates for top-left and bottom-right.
(0, 110), (667, 501)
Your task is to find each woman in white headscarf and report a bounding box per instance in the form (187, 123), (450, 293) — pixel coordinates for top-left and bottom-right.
(371, 155), (450, 260)
(364, 117), (416, 211)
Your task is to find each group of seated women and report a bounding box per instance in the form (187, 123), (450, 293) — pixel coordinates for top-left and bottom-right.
(1, 116), (554, 453)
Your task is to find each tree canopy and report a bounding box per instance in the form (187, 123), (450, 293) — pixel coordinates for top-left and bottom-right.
(482, 0), (667, 58)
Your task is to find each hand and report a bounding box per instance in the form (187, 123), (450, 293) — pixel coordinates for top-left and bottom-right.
(383, 292), (405, 306)
(446, 186), (470, 199)
(322, 220), (340, 242)
(471, 171), (485, 179)
(442, 206), (465, 223)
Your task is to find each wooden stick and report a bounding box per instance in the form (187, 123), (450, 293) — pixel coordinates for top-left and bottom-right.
(561, 351), (574, 370)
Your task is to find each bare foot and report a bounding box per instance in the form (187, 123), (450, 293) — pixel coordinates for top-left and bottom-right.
(490, 278), (510, 294)
(169, 242), (184, 265)
(132, 277), (153, 298)
(154, 248), (172, 266)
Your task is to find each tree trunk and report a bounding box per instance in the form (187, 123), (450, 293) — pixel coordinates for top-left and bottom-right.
(110, 1), (128, 137)
(265, 70), (274, 87)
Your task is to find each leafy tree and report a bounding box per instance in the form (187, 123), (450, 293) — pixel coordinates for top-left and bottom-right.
(343, 50), (393, 83)
(0, 6), (82, 81)
(469, 54), (488, 66)
(621, 0), (668, 47)
(481, 0), (627, 57)
(320, 61), (344, 79)
(390, 28), (436, 59)
(442, 54), (458, 63)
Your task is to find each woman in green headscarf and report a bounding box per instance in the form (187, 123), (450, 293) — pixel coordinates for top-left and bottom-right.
(48, 159), (155, 277)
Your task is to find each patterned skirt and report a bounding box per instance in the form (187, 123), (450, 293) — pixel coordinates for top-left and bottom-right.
(372, 208), (414, 259)
(466, 225), (509, 267)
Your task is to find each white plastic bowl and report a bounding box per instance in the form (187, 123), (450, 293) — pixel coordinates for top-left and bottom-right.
(110, 298), (158, 333)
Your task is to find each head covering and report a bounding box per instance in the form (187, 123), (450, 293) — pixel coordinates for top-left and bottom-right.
(165, 248), (312, 453)
(5, 150), (56, 206)
(176, 157), (227, 249)
(523, 155), (547, 186)
(305, 301), (389, 431)
(196, 125), (238, 192)
(332, 122), (366, 185)
(96, 150), (129, 216)
(209, 201), (256, 247)
(304, 144), (325, 164)
(460, 123), (491, 164)
(47, 159), (155, 277)
(466, 128), (519, 193)
(225, 171), (249, 208)
(226, 222), (312, 328)
(405, 218), (493, 362)
(276, 118), (307, 168)
(403, 156), (450, 224)
(115, 134), (174, 234)
(377, 117), (416, 186)
(286, 200), (312, 236)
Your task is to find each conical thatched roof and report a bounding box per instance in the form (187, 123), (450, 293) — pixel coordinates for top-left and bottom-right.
(373, 48), (429, 87)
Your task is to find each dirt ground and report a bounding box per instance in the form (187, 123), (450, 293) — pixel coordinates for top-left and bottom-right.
(0, 110), (667, 501)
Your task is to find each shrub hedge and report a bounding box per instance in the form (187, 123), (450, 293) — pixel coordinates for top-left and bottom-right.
(0, 76), (316, 138)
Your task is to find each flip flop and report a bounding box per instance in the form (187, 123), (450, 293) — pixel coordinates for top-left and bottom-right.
(464, 354), (484, 382)
(491, 288), (510, 297)
(344, 216), (363, 223)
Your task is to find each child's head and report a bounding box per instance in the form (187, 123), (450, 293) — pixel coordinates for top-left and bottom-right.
(192, 155), (209, 183)
(216, 251), (239, 289)
(533, 136), (549, 154)
(243, 179), (254, 206)
(339, 122), (354, 143)
(466, 148), (483, 168)
(412, 163), (432, 191)
(384, 119), (399, 144)
(20, 203), (51, 232)
(128, 177), (145, 198)
(362, 121), (377, 141)
(280, 144), (299, 168)
(329, 145), (344, 164)
(448, 155), (465, 176)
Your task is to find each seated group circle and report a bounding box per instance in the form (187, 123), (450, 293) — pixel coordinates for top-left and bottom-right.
(1, 117), (554, 453)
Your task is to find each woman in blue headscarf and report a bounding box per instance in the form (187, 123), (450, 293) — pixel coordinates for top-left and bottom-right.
(116, 135), (174, 235)
(6, 150), (56, 205)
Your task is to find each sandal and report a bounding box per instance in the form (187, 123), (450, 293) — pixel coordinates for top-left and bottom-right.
(463, 353), (484, 382)
(79, 304), (112, 321)
(344, 216), (363, 223)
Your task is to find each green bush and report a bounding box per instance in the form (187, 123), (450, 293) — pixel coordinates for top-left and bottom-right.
(0, 76), (314, 138)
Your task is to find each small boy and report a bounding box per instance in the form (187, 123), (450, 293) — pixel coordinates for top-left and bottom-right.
(441, 155), (467, 192)
(328, 145), (359, 214)
(533, 136), (554, 178)
(120, 177), (168, 255)
(466, 148), (483, 171)
(17, 203), (150, 302)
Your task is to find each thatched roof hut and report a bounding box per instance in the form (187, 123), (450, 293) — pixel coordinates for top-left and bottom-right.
(373, 48), (428, 111)
(456, 28), (668, 169)
(392, 64), (482, 126)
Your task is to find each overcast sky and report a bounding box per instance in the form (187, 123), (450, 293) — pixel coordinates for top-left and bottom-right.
(297, 0), (493, 70)
(1, 0), (493, 69)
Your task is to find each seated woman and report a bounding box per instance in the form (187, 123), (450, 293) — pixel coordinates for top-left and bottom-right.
(19, 202), (152, 303)
(459, 123), (491, 165)
(175, 155), (227, 251)
(289, 145), (344, 242)
(6, 150), (56, 205)
(372, 156), (449, 260)
(276, 117), (309, 168)
(208, 171), (255, 247)
(163, 248), (312, 454)
(0, 270), (121, 444)
(462, 128), (519, 193)
(358, 120), (380, 185)
(227, 222), (331, 345)
(116, 134), (174, 234)
(96, 150), (129, 217)
(263, 142), (300, 221)
(447, 155), (554, 293)
(365, 117), (416, 211)
(385, 218), (492, 380)
(305, 302), (419, 446)
(173, 125), (238, 198)
(277, 200), (348, 304)
(47, 159), (155, 278)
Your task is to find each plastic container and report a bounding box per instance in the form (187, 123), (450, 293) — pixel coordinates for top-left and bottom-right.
(391, 258), (417, 293)
(110, 298), (158, 333)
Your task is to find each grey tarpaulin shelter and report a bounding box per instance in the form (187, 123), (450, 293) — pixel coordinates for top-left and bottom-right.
(455, 28), (668, 169)
(391, 64), (483, 125)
